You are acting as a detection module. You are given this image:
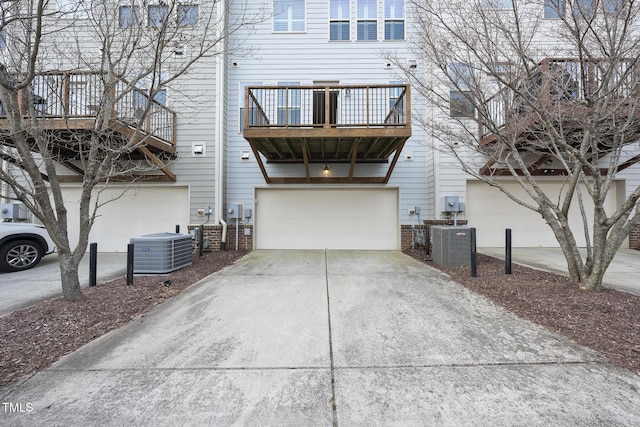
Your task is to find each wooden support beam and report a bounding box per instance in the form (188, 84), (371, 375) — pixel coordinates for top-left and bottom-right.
(62, 161), (85, 176)
(348, 138), (361, 183)
(248, 140), (271, 184)
(137, 146), (176, 182)
(302, 138), (310, 183)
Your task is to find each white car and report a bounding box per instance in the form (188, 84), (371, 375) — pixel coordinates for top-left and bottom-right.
(0, 222), (57, 272)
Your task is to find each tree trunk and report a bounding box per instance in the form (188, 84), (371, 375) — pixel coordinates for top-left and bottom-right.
(58, 250), (83, 301)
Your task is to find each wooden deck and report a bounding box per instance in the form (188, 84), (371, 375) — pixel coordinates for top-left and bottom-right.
(478, 58), (640, 176)
(243, 84), (412, 184)
(0, 71), (177, 182)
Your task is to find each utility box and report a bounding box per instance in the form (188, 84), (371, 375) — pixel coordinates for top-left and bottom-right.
(130, 233), (192, 274)
(227, 204), (242, 219)
(431, 226), (471, 267)
(1, 203), (28, 221)
(442, 196), (460, 212)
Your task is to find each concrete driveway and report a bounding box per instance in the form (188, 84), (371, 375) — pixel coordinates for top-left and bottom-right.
(0, 253), (126, 316)
(2, 250), (639, 425)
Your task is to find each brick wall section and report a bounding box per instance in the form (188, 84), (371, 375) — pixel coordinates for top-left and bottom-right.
(401, 225), (416, 251)
(630, 225), (640, 249)
(226, 224), (254, 251)
(188, 224), (253, 251)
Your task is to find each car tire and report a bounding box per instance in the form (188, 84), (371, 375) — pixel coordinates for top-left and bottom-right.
(0, 240), (44, 272)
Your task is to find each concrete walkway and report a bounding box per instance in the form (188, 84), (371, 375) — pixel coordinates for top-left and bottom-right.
(479, 247), (640, 296)
(2, 250), (639, 425)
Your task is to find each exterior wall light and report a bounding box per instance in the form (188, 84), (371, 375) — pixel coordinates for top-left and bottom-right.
(323, 164), (330, 175)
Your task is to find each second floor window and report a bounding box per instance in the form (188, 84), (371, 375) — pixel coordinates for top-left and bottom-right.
(330, 0), (350, 41)
(274, 0), (305, 32)
(544, 0), (565, 18)
(178, 4), (199, 27)
(357, 0), (377, 40)
(384, 0), (404, 41)
(148, 4), (168, 27)
(482, 0), (515, 8)
(119, 5), (141, 27)
(277, 82), (301, 125)
(449, 63), (475, 119)
(58, 0), (92, 18)
(240, 82), (263, 132)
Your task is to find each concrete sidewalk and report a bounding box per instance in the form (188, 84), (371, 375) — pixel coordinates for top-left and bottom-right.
(479, 247), (640, 296)
(1, 250), (639, 425)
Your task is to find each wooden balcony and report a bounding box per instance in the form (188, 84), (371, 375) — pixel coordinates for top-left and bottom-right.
(0, 71), (177, 182)
(479, 58), (640, 176)
(243, 84), (411, 184)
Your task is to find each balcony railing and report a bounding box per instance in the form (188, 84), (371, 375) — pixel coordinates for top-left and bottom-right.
(0, 71), (176, 147)
(480, 58), (637, 141)
(244, 84), (409, 130)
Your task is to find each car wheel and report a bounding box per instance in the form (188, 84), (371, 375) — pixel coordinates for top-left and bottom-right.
(0, 240), (43, 272)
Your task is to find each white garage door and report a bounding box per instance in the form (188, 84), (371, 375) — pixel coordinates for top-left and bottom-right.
(255, 188), (399, 250)
(466, 180), (618, 247)
(62, 185), (189, 252)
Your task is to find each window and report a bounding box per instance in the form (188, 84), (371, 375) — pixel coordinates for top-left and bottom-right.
(544, 0), (565, 18)
(357, 0), (377, 40)
(58, 0), (92, 18)
(274, 0), (305, 32)
(148, 4), (168, 27)
(388, 81), (405, 123)
(178, 4), (199, 26)
(330, 0), (350, 41)
(240, 82), (263, 132)
(449, 63), (475, 118)
(277, 82), (301, 125)
(573, 0), (622, 16)
(384, 0), (404, 40)
(482, 0), (515, 8)
(134, 71), (167, 115)
(119, 5), (141, 27)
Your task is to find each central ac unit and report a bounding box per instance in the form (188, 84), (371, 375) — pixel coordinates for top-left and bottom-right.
(130, 233), (193, 274)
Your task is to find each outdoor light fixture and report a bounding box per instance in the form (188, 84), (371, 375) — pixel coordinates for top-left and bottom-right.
(323, 164), (330, 175)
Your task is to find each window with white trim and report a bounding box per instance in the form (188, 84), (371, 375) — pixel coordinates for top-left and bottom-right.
(388, 81), (405, 123)
(330, 0), (350, 41)
(449, 63), (475, 118)
(384, 0), (404, 40)
(119, 5), (141, 27)
(357, 0), (377, 40)
(178, 4), (199, 27)
(148, 4), (169, 27)
(274, 0), (305, 32)
(544, 0), (565, 18)
(58, 0), (92, 18)
(277, 82), (301, 125)
(482, 0), (514, 8)
(573, 0), (622, 16)
(240, 82), (263, 132)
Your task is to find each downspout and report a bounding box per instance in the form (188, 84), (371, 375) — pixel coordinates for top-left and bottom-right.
(214, 0), (228, 250)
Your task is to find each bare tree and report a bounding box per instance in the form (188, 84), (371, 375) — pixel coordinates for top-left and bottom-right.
(397, 0), (640, 290)
(0, 0), (264, 300)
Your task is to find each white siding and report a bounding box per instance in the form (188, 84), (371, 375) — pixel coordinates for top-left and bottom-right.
(227, 0), (428, 228)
